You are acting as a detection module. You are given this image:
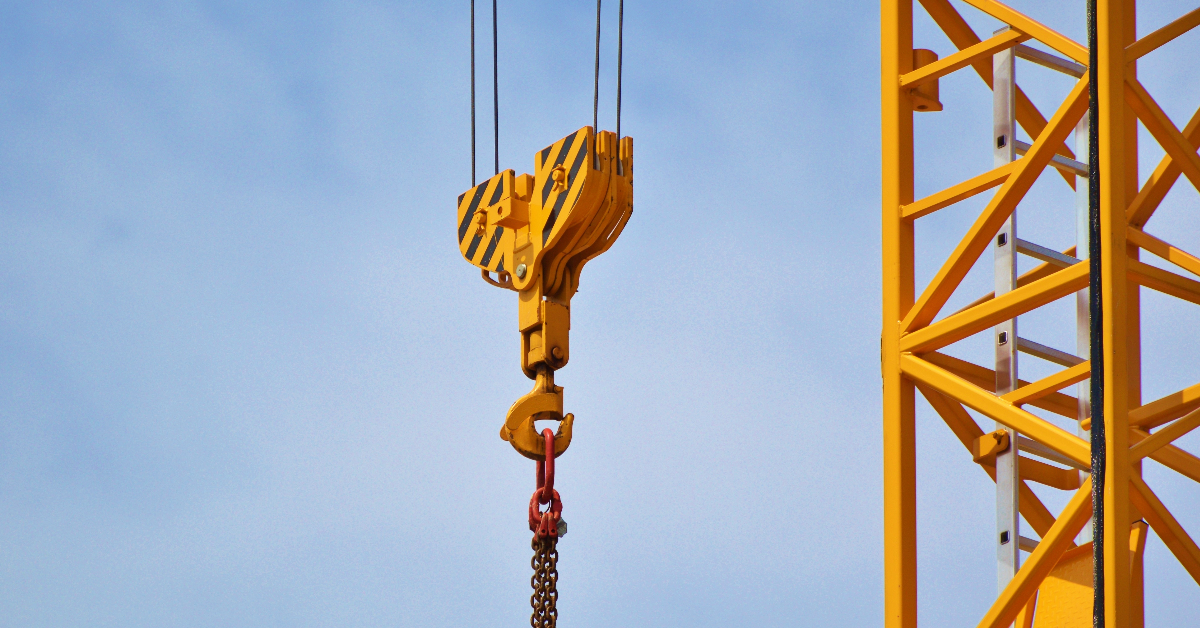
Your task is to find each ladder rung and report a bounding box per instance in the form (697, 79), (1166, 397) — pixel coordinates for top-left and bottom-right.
(1015, 238), (1080, 268)
(1014, 140), (1089, 178)
(1015, 44), (1087, 78)
(1017, 337), (1086, 368)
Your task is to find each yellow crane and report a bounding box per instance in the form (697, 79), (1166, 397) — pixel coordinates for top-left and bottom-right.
(459, 1), (1200, 626)
(883, 1), (1200, 627)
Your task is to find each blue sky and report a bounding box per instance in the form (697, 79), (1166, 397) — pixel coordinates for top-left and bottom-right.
(1, 1), (1198, 626)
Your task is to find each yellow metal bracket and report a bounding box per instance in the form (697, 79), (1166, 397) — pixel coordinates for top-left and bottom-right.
(973, 429), (1011, 464)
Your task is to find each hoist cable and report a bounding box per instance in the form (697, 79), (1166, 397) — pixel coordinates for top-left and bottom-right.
(492, 0), (499, 175)
(470, 0), (476, 185)
(1086, 0), (1103, 625)
(593, 0), (602, 133)
(616, 0), (624, 139)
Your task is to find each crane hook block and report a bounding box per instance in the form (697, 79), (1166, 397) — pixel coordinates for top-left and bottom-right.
(456, 126), (633, 375)
(457, 126), (631, 458)
(456, 126), (632, 299)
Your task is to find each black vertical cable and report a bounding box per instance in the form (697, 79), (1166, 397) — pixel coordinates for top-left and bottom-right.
(492, 0), (499, 175)
(616, 0), (624, 140)
(593, 0), (602, 132)
(470, 0), (476, 185)
(1087, 1), (1104, 627)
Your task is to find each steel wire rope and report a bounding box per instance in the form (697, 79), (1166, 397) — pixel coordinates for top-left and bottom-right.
(470, 0), (476, 185)
(593, 0), (602, 134)
(616, 0), (624, 140)
(492, 0), (499, 175)
(1086, 0), (1103, 625)
(480, 1), (624, 179)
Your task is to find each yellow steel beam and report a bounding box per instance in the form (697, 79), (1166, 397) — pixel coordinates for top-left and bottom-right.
(882, 1), (917, 626)
(1127, 0), (1146, 609)
(1128, 259), (1200, 306)
(923, 351), (1078, 419)
(1017, 597), (1036, 628)
(916, 0), (1077, 186)
(1130, 428), (1200, 484)
(1124, 79), (1200, 192)
(900, 262), (1087, 353)
(916, 380), (985, 446)
(953, 246), (1077, 313)
(901, 354), (1091, 466)
(1128, 228), (1200, 278)
(1129, 407), (1200, 461)
(901, 76), (1089, 332)
(1018, 456), (1082, 490)
(1126, 103), (1200, 228)
(976, 478), (1093, 628)
(1131, 381), (1200, 429)
(1129, 474), (1200, 585)
(1002, 361), (1091, 407)
(961, 0), (1089, 63)
(1131, 520), (1149, 628)
(915, 382), (1059, 536)
(1015, 594), (1037, 628)
(1125, 7), (1200, 62)
(901, 162), (1014, 220)
(900, 29), (1028, 89)
(1098, 2), (1134, 621)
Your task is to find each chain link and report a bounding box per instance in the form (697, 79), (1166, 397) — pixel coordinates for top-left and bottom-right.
(530, 534), (559, 628)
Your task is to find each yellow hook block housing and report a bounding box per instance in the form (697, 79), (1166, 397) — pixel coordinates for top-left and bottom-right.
(456, 126), (633, 458)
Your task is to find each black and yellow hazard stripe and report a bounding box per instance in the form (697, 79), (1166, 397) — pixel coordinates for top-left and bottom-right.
(456, 171), (512, 272)
(535, 127), (594, 247)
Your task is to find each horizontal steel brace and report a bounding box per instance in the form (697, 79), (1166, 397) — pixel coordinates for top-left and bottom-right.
(900, 354), (1092, 466)
(901, 263), (1088, 354)
(1014, 44), (1085, 77)
(1017, 337), (1085, 367)
(1017, 435), (1089, 470)
(1015, 238), (1079, 268)
(1014, 140), (1089, 177)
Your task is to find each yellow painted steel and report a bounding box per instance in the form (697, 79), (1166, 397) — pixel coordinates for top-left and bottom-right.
(882, 1), (1200, 625)
(1002, 362), (1091, 408)
(1125, 8), (1200, 61)
(1030, 526), (1149, 627)
(1030, 543), (1092, 628)
(900, 30), (1028, 90)
(457, 126), (633, 460)
(881, 2), (917, 627)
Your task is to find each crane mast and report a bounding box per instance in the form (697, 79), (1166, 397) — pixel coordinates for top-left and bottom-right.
(883, 1), (1200, 626)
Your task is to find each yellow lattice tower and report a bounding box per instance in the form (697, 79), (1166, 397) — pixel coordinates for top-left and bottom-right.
(882, 1), (1200, 626)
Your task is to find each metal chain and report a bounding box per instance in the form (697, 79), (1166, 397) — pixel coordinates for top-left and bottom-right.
(530, 534), (559, 628)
